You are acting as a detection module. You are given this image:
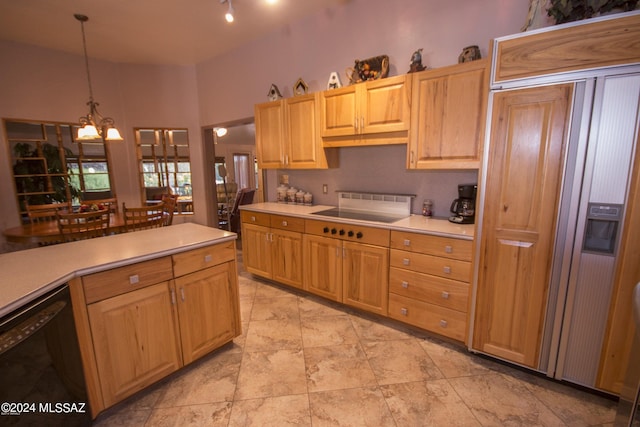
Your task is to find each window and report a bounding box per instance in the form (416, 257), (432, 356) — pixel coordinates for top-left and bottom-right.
(4, 119), (114, 223)
(135, 128), (192, 203)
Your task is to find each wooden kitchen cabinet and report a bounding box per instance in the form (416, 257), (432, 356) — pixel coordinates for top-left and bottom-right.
(321, 74), (411, 147)
(472, 83), (573, 367)
(304, 219), (390, 315)
(241, 211), (304, 289)
(255, 93), (337, 169)
(72, 242), (241, 415)
(388, 231), (472, 342)
(407, 59), (488, 169)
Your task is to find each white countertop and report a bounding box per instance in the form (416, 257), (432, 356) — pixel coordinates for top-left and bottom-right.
(240, 202), (475, 239)
(0, 223), (236, 318)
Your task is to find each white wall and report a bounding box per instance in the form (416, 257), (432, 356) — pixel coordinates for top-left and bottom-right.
(0, 0), (530, 249)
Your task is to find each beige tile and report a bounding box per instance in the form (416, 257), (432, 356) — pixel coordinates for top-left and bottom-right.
(254, 282), (294, 299)
(235, 349), (307, 400)
(363, 339), (443, 385)
(228, 394), (311, 426)
(144, 402), (232, 427)
(381, 380), (481, 426)
(419, 337), (499, 378)
(300, 315), (359, 348)
(309, 387), (396, 427)
(298, 295), (347, 319)
(93, 409), (152, 426)
(511, 371), (617, 426)
(250, 295), (300, 321)
(155, 351), (242, 407)
(305, 344), (377, 392)
(349, 314), (413, 342)
(449, 373), (567, 426)
(243, 318), (302, 352)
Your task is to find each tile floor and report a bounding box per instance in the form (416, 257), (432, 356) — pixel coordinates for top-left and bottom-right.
(93, 249), (618, 426)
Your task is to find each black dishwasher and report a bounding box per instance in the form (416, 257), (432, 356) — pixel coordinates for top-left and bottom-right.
(0, 285), (91, 426)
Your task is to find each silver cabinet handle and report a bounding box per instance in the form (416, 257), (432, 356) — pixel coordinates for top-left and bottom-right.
(180, 288), (185, 302)
(439, 320), (448, 328)
(403, 258), (410, 266)
(400, 308), (408, 316)
(401, 281), (409, 289)
(170, 289), (176, 305)
(204, 254), (212, 263)
(441, 291), (449, 299)
(443, 266), (451, 274)
(282, 220), (288, 227)
(445, 245), (453, 254)
(403, 239), (411, 246)
(129, 274), (139, 285)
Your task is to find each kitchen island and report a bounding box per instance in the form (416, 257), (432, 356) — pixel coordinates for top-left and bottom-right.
(239, 202), (475, 342)
(0, 223), (241, 419)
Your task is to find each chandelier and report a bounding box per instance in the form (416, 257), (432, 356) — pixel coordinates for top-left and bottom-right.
(74, 14), (123, 141)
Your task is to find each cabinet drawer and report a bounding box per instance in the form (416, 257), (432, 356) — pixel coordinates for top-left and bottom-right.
(390, 249), (471, 282)
(173, 241), (236, 277)
(390, 231), (472, 261)
(271, 214), (305, 232)
(388, 293), (467, 342)
(389, 267), (469, 312)
(83, 257), (173, 304)
(240, 211), (270, 227)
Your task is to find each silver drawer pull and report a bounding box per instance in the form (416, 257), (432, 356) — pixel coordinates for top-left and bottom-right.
(129, 274), (139, 285)
(400, 308), (408, 316)
(441, 291), (449, 299)
(401, 281), (409, 289)
(439, 320), (448, 328)
(403, 239), (411, 246)
(282, 220), (288, 226)
(403, 258), (410, 266)
(445, 245), (453, 253)
(204, 254), (212, 263)
(443, 266), (451, 274)
(251, 215), (256, 222)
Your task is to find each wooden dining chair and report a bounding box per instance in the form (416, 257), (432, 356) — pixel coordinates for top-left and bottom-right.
(57, 208), (111, 242)
(161, 194), (178, 226)
(123, 202), (165, 232)
(26, 202), (72, 224)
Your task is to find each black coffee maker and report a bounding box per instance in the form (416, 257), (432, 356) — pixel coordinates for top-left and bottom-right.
(449, 184), (477, 224)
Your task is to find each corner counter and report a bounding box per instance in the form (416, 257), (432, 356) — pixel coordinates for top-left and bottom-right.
(0, 223), (236, 318)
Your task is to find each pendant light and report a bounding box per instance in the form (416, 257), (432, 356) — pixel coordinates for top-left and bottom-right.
(74, 14), (123, 141)
(220, 0), (235, 23)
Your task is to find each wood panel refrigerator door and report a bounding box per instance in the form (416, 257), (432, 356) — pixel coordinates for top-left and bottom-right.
(175, 264), (237, 365)
(473, 83), (573, 367)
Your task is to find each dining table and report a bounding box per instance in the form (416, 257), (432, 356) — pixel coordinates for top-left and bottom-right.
(3, 212), (127, 245)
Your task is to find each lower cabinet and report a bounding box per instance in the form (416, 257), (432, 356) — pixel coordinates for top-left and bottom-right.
(71, 241), (241, 417)
(241, 211), (304, 289)
(387, 231), (472, 341)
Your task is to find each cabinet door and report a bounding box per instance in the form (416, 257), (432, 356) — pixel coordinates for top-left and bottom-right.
(87, 282), (182, 408)
(175, 263), (238, 364)
(342, 242), (389, 315)
(321, 85), (358, 137)
(473, 84), (572, 367)
(271, 229), (304, 289)
(286, 93), (323, 169)
(303, 234), (343, 301)
(408, 59), (488, 169)
(361, 75), (411, 135)
(242, 223), (272, 278)
(255, 100), (285, 168)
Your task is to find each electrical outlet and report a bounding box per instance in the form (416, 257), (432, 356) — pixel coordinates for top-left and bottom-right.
(323, 184), (328, 194)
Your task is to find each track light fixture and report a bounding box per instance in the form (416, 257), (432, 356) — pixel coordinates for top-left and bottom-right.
(220, 0), (234, 23)
(74, 14), (122, 141)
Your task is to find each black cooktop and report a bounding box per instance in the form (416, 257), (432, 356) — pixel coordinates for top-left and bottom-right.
(311, 208), (406, 224)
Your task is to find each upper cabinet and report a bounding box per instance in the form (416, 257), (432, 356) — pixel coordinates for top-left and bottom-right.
(321, 75), (411, 147)
(255, 93), (337, 169)
(407, 59), (489, 170)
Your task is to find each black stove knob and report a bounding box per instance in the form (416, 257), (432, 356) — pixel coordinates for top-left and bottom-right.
(339, 229), (345, 236)
(331, 228), (337, 235)
(323, 227), (329, 233)
(356, 231), (363, 239)
(348, 230), (354, 237)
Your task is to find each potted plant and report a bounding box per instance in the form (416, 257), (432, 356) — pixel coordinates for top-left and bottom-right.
(547, 0), (638, 24)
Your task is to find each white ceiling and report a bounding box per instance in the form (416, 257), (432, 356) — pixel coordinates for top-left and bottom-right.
(0, 0), (346, 65)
